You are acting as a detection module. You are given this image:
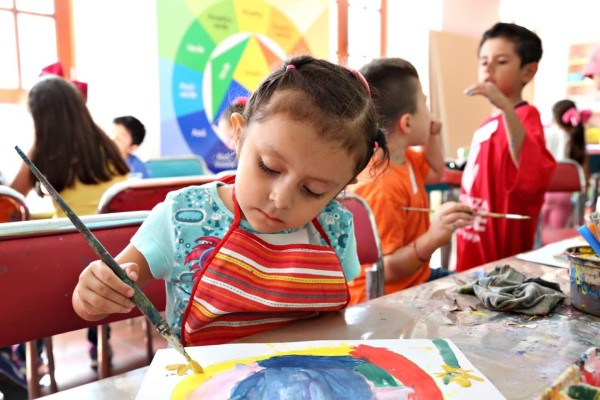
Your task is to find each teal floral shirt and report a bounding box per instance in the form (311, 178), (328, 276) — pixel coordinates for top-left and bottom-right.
(131, 182), (359, 338)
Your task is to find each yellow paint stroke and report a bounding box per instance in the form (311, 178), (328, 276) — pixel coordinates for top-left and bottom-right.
(470, 310), (488, 317)
(166, 360), (204, 376)
(170, 344), (353, 399)
(434, 364), (484, 387)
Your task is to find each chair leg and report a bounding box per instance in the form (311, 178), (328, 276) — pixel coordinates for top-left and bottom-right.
(42, 337), (58, 394)
(365, 261), (385, 301)
(98, 324), (110, 379)
(25, 341), (40, 399)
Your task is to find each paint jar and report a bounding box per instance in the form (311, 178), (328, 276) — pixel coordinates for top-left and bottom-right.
(566, 246), (600, 317)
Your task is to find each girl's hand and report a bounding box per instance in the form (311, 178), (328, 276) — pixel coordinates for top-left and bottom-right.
(72, 260), (139, 321)
(464, 82), (510, 110)
(428, 201), (474, 245)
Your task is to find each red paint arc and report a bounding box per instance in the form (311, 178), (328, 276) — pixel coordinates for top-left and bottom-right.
(351, 344), (443, 400)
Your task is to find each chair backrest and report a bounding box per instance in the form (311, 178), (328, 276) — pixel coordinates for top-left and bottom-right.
(0, 211), (167, 347)
(336, 192), (385, 300)
(546, 159), (586, 193)
(534, 160), (586, 248)
(97, 175), (219, 213)
(547, 159), (586, 225)
(145, 155), (212, 178)
(0, 185), (30, 222)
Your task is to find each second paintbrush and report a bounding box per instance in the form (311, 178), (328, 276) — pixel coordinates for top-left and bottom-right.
(402, 207), (531, 220)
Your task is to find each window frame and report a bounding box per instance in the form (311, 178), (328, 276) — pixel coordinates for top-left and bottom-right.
(336, 0), (387, 65)
(0, 0), (73, 103)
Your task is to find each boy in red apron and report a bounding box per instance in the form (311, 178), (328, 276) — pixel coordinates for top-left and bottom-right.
(72, 55), (391, 346)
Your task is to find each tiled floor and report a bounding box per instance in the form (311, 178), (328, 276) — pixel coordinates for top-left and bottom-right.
(1, 317), (167, 399)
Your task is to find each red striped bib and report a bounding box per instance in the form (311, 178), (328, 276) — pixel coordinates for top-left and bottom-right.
(181, 191), (349, 346)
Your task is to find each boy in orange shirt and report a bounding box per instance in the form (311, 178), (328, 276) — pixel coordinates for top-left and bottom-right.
(347, 58), (474, 305)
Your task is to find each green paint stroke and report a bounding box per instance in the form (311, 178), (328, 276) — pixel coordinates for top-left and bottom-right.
(432, 339), (460, 368)
(567, 383), (600, 400)
(354, 363), (400, 388)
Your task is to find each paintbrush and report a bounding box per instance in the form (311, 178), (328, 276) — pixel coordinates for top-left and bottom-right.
(402, 206), (531, 220)
(15, 146), (203, 374)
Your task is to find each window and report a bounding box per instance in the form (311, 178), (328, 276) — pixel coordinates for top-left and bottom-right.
(0, 0), (72, 103)
(333, 0), (387, 68)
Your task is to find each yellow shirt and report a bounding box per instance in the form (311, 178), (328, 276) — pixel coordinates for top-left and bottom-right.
(53, 175), (127, 217)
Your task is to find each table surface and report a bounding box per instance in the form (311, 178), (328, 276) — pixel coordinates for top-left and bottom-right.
(44, 256), (600, 400)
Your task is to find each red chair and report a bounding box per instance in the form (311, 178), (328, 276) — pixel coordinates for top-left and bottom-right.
(0, 185), (30, 222)
(0, 211), (166, 398)
(337, 192), (385, 301)
(538, 159), (586, 246)
(97, 175), (218, 213)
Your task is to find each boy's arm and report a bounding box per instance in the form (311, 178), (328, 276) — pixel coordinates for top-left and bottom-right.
(464, 82), (525, 165)
(423, 120), (445, 184)
(499, 105), (526, 165)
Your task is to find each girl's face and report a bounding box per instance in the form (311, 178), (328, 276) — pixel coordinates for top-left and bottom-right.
(232, 113), (356, 233)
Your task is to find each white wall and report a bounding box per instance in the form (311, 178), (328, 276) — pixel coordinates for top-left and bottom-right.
(385, 0), (444, 97)
(71, 0), (160, 160)
(518, 1), (600, 124)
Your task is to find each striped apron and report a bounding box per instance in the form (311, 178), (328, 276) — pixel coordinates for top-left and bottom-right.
(181, 192), (350, 346)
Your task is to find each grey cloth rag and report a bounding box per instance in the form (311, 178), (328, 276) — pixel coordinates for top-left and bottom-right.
(458, 265), (565, 315)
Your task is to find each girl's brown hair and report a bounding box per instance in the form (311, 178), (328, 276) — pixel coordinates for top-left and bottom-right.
(242, 55), (389, 177)
(28, 76), (129, 195)
(552, 99), (586, 167)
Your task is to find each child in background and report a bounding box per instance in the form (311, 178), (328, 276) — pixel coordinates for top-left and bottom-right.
(72, 55), (389, 346)
(347, 58), (474, 305)
(10, 75), (129, 217)
(457, 22), (556, 272)
(217, 96), (248, 150)
(9, 75), (129, 372)
(112, 116), (150, 179)
(542, 100), (590, 229)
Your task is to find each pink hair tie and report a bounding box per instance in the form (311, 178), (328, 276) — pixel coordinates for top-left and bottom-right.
(40, 61), (88, 101)
(562, 107), (591, 126)
(344, 66), (371, 98)
(580, 109), (593, 124)
(286, 64), (296, 71)
(374, 141), (379, 151)
(562, 107), (579, 125)
(233, 96), (248, 106)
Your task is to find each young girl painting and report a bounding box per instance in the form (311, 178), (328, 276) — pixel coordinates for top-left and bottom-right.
(72, 55), (390, 346)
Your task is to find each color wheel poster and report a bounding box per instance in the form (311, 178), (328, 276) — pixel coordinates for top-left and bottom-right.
(157, 0), (329, 173)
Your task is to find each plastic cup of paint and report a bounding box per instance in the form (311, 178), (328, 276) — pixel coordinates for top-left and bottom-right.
(566, 246), (600, 317)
